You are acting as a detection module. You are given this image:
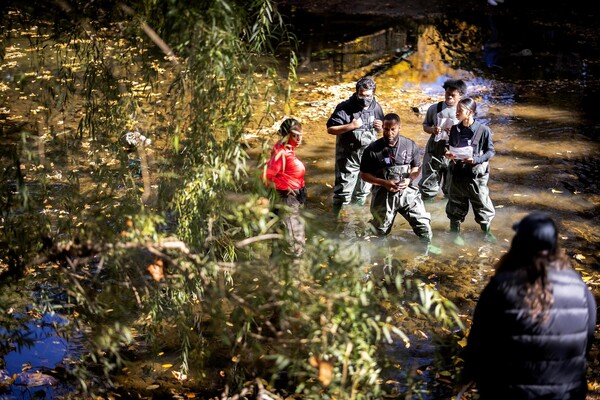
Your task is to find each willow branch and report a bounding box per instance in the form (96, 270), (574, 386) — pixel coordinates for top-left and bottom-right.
(117, 2), (180, 69)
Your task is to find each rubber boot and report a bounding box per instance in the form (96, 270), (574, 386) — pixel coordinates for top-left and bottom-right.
(420, 237), (442, 256)
(481, 223), (497, 243)
(450, 220), (465, 246)
(333, 202), (343, 217)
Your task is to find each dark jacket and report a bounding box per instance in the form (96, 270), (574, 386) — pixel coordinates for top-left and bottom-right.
(463, 268), (596, 400)
(326, 93), (384, 153)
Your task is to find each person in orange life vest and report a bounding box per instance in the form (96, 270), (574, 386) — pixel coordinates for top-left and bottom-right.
(263, 118), (306, 256)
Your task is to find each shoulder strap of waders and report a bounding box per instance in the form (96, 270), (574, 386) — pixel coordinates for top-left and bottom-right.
(472, 122), (486, 155)
(436, 101), (444, 114)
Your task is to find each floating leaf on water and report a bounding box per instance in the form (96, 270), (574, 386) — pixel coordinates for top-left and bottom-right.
(161, 363), (173, 368)
(575, 254), (586, 261)
(551, 188), (563, 193)
(146, 384), (160, 390)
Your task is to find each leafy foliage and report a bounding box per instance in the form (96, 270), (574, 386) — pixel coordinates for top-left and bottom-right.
(0, 0), (464, 398)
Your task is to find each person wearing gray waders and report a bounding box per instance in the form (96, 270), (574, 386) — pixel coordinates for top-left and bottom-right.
(327, 76), (384, 215)
(360, 113), (440, 256)
(419, 79), (468, 202)
(445, 98), (496, 245)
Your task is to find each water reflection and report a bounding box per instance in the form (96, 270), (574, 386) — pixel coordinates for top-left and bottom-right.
(0, 313), (81, 399)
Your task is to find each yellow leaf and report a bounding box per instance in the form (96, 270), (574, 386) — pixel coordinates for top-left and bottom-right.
(551, 188), (563, 194)
(161, 364), (173, 369)
(457, 337), (468, 348)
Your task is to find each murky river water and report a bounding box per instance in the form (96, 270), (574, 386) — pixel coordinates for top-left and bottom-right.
(1, 3), (599, 398)
(284, 7), (600, 289)
(276, 7), (600, 397)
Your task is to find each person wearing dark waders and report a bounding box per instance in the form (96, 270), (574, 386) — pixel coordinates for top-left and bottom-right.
(458, 212), (596, 400)
(327, 76), (384, 216)
(359, 113), (441, 256)
(445, 98), (496, 245)
(262, 118), (306, 257)
(419, 79), (468, 202)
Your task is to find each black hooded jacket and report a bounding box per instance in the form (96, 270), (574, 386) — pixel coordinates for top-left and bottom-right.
(463, 267), (596, 399)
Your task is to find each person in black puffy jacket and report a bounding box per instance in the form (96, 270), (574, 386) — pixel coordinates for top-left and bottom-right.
(460, 212), (597, 399)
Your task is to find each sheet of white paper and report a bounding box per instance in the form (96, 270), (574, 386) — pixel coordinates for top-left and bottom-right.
(434, 117), (454, 142)
(449, 145), (473, 160)
(434, 131), (449, 142)
(437, 117), (454, 131)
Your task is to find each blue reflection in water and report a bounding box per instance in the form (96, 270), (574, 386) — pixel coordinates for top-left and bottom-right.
(1, 313), (81, 400)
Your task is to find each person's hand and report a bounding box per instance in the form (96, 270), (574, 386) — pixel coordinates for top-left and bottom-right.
(385, 180), (402, 192)
(352, 117), (363, 129)
(373, 119), (383, 132)
(464, 157), (475, 164)
(286, 187), (295, 196)
(433, 125), (441, 134)
(445, 151), (456, 160)
(395, 178), (410, 190)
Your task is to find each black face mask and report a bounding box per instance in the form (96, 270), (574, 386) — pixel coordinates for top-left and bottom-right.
(358, 97), (373, 108)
